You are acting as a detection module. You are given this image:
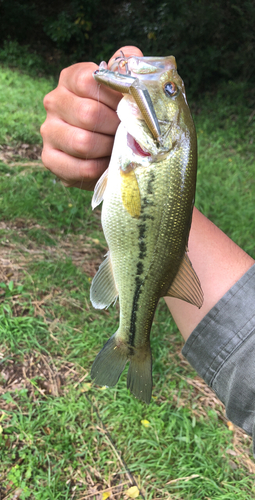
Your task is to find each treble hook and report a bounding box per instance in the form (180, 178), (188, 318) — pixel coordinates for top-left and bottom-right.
(111, 51), (131, 75)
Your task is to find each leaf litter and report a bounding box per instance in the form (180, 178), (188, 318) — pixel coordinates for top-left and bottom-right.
(0, 143), (42, 164)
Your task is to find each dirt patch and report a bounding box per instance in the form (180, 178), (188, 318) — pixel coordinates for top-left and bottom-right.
(175, 353), (255, 475)
(73, 468), (137, 500)
(0, 350), (86, 400)
(0, 351), (143, 500)
(0, 219), (105, 323)
(0, 255), (21, 286)
(0, 143), (42, 164)
(0, 220), (105, 280)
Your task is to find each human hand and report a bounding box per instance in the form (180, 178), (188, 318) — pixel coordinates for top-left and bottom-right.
(41, 46), (143, 190)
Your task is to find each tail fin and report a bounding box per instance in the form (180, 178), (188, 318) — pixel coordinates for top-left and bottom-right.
(91, 334), (152, 404)
(91, 333), (127, 387)
(127, 347), (152, 404)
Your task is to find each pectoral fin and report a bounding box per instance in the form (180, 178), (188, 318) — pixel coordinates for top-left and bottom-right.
(120, 163), (141, 218)
(90, 252), (118, 309)
(91, 167), (108, 209)
(165, 253), (204, 308)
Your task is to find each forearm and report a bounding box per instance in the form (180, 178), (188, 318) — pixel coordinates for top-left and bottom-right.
(165, 208), (255, 341)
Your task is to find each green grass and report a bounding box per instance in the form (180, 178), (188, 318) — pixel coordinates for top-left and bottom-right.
(0, 40), (59, 79)
(0, 65), (54, 144)
(0, 66), (255, 499)
(0, 163), (94, 232)
(194, 81), (255, 256)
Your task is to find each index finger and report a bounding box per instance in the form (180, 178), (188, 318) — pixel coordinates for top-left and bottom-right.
(59, 62), (121, 110)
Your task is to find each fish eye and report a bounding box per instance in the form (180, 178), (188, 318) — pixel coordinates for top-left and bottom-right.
(164, 82), (178, 97)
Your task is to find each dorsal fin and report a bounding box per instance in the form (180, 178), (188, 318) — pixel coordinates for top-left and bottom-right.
(165, 253), (204, 308)
(90, 252), (118, 309)
(91, 167), (108, 209)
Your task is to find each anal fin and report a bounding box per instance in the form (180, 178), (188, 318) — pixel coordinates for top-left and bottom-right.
(165, 253), (204, 308)
(90, 252), (118, 309)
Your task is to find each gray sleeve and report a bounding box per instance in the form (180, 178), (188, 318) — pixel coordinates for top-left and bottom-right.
(182, 263), (255, 455)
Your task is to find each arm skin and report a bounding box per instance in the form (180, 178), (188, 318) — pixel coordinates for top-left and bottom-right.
(165, 208), (254, 341)
(41, 45), (254, 341)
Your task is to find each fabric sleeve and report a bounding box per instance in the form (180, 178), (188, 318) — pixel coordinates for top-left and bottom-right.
(182, 263), (255, 455)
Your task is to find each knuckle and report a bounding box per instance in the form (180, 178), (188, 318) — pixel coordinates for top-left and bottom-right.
(75, 63), (98, 94)
(43, 91), (53, 111)
(78, 99), (98, 126)
(41, 147), (50, 169)
(40, 121), (47, 139)
(59, 66), (69, 82)
(71, 129), (89, 156)
(75, 71), (87, 95)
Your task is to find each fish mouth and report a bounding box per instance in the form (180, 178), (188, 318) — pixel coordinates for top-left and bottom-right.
(127, 133), (151, 157)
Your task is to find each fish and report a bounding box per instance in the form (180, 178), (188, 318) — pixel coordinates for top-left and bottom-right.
(90, 55), (203, 404)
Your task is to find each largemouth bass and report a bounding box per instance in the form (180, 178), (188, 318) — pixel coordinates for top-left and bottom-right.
(90, 55), (203, 403)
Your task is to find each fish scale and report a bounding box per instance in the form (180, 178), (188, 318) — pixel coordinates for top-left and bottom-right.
(90, 55), (203, 403)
